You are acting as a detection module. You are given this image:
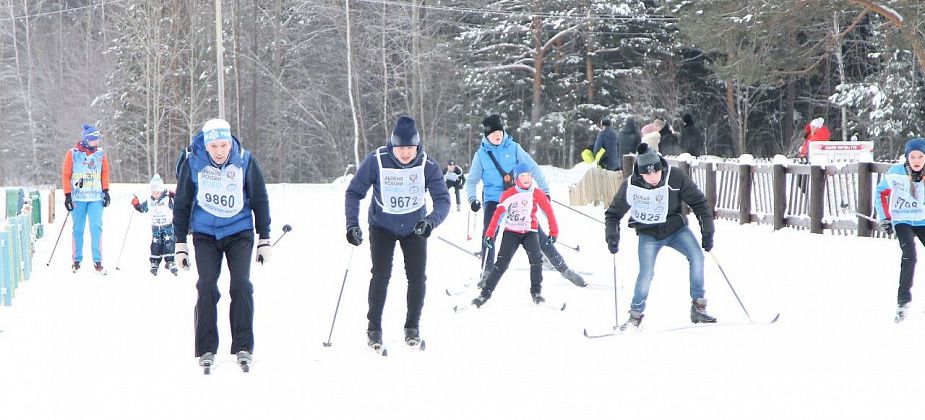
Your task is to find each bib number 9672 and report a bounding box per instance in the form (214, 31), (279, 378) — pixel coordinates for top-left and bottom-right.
(390, 196), (418, 208)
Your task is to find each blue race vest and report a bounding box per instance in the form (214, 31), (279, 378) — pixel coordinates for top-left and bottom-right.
(70, 148), (105, 202)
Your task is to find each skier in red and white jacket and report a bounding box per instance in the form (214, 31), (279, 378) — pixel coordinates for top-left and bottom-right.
(471, 162), (559, 308)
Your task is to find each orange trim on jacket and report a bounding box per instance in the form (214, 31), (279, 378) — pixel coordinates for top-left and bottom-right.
(61, 142), (110, 193)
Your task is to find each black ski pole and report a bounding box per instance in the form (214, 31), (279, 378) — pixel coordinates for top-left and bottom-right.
(436, 235), (479, 258)
(46, 211), (71, 266)
(612, 254), (619, 329)
(557, 240), (580, 252)
(709, 252), (752, 322)
(114, 207), (136, 270)
(272, 224), (293, 247)
(323, 246), (356, 347)
(550, 198), (605, 225)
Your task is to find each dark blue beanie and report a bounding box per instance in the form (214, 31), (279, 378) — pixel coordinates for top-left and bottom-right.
(82, 123), (100, 142)
(391, 116), (420, 147)
(512, 162), (532, 178)
(905, 138), (925, 158)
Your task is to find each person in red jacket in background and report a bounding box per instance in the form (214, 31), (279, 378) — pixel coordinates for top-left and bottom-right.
(61, 123), (111, 273)
(470, 162), (559, 308)
(799, 117), (831, 162)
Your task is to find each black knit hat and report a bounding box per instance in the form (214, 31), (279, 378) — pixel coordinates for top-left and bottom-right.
(390, 116), (420, 147)
(636, 143), (663, 173)
(482, 114), (504, 137)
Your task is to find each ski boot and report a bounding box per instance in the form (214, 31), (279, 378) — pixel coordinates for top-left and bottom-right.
(166, 261), (178, 276)
(691, 298), (717, 323)
(559, 267), (587, 287)
(199, 352), (215, 375)
(236, 350), (252, 372)
(150, 262), (159, 276)
(619, 311), (644, 331)
(895, 302), (910, 323)
(94, 262), (106, 275)
(531, 292), (546, 305)
(71, 261), (80, 273)
(404, 327), (421, 346)
(471, 293), (490, 308)
(367, 329), (385, 355)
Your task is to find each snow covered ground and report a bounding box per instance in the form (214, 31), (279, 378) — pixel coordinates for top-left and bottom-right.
(1, 171), (924, 420)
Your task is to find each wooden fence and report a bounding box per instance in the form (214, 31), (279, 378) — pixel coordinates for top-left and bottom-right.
(569, 155), (895, 237)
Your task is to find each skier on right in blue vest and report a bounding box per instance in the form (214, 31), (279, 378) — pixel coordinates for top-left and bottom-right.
(604, 143), (716, 330)
(466, 114), (586, 288)
(875, 137), (925, 323)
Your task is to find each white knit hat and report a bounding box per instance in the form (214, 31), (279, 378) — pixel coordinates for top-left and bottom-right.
(150, 174), (164, 192)
(202, 118), (232, 145)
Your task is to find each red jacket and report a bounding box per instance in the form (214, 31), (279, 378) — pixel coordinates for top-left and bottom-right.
(799, 124), (831, 158)
(485, 186), (558, 239)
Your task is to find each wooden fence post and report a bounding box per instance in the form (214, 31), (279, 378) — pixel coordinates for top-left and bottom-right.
(704, 162), (717, 215)
(737, 163), (752, 224)
(857, 162), (873, 237)
(809, 165), (826, 234)
(773, 164), (786, 230)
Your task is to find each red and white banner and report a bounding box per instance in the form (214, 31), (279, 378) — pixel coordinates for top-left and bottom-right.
(808, 141), (874, 164)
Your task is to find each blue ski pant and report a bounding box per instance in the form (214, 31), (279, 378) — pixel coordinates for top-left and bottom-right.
(71, 200), (104, 263)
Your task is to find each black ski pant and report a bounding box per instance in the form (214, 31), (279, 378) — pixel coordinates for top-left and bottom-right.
(367, 225), (427, 331)
(446, 181), (462, 205)
(193, 230), (255, 357)
(480, 200), (567, 273)
(482, 230), (544, 296)
(150, 225), (176, 267)
(895, 224), (925, 305)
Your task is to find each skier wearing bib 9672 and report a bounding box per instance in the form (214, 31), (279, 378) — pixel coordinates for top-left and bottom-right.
(173, 118), (272, 371)
(344, 116), (451, 351)
(875, 137), (925, 323)
(604, 143), (716, 331)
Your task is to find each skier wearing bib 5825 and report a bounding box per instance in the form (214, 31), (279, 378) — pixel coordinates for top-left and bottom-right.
(345, 116), (450, 350)
(604, 143), (716, 330)
(173, 118), (272, 370)
(875, 138), (925, 323)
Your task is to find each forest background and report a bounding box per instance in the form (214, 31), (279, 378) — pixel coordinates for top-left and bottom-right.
(0, 0), (922, 185)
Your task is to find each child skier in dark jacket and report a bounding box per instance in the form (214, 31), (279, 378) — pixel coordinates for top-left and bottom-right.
(132, 174), (177, 276)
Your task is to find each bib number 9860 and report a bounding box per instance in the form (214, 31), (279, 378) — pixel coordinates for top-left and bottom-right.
(204, 193), (235, 208)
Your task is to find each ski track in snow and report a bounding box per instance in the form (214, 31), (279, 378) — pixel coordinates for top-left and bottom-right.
(1, 178), (924, 420)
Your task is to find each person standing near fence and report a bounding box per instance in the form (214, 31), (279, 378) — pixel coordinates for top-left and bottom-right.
(466, 114), (586, 288)
(344, 116), (450, 351)
(61, 123), (111, 274)
(604, 143), (716, 330)
(875, 137), (925, 323)
(798, 117), (831, 163)
(173, 118), (272, 370)
(593, 117), (620, 171)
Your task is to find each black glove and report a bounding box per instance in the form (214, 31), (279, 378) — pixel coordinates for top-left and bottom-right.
(469, 198), (481, 213)
(701, 232), (714, 252)
(414, 219), (433, 238)
(544, 235), (557, 246)
(346, 226), (363, 246)
(64, 193), (74, 212)
(880, 219), (894, 235)
(103, 189), (111, 207)
(484, 236), (494, 249)
(605, 232), (619, 254)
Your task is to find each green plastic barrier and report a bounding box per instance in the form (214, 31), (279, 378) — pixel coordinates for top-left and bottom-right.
(0, 214), (35, 306)
(29, 190), (43, 239)
(5, 188), (23, 218)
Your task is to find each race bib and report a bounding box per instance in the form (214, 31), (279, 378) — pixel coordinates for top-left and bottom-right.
(149, 197), (173, 227)
(196, 164), (245, 218)
(377, 152), (427, 215)
(500, 189), (534, 232)
(886, 173), (925, 222)
(626, 167), (671, 224)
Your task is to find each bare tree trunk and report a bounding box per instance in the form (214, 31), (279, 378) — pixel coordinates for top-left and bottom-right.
(345, 0), (361, 166)
(725, 78), (743, 156)
(529, 14), (543, 155)
(783, 79), (796, 153)
(11, 0), (38, 180)
(833, 12), (849, 141)
(381, 2), (389, 143)
(411, 0), (425, 145)
(233, 0), (242, 135)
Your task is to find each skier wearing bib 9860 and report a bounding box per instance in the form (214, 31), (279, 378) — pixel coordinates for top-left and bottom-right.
(875, 137), (925, 323)
(604, 143), (716, 331)
(344, 116), (451, 352)
(173, 118), (272, 373)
